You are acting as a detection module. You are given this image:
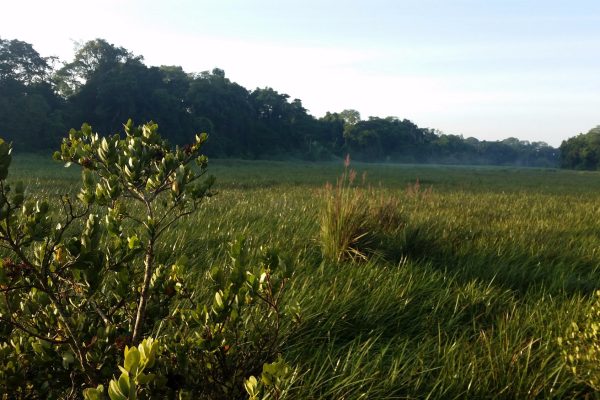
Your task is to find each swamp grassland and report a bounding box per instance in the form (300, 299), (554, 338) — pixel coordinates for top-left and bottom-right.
(10, 154), (600, 399)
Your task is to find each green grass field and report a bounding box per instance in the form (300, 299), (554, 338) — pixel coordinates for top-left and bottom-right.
(9, 154), (600, 398)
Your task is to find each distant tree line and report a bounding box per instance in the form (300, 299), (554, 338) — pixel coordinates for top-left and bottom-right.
(0, 37), (559, 166)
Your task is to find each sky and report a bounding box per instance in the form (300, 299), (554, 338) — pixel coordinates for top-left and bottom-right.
(2, 0), (600, 146)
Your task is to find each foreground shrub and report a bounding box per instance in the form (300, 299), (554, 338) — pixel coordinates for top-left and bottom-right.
(320, 155), (404, 262)
(0, 121), (297, 398)
(83, 337), (159, 400)
(0, 120), (212, 396)
(82, 240), (298, 400)
(155, 239), (299, 399)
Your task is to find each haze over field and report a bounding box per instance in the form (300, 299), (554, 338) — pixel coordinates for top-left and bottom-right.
(2, 0), (599, 147)
(5, 3), (600, 397)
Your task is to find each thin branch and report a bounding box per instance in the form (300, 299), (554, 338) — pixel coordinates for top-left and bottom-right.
(108, 297), (125, 319)
(119, 211), (144, 225)
(91, 301), (110, 325)
(2, 292), (69, 344)
(0, 315), (69, 344)
(155, 199), (203, 240)
(0, 284), (34, 293)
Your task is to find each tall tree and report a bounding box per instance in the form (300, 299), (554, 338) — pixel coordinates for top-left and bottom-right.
(187, 69), (254, 156)
(55, 39), (137, 97)
(560, 126), (600, 170)
(0, 38), (52, 84)
(0, 38), (65, 149)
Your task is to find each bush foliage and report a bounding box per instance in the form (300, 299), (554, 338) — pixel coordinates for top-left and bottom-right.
(0, 121), (296, 399)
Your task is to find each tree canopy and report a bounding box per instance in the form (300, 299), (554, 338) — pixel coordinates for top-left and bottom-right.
(0, 36), (560, 167)
(559, 126), (600, 170)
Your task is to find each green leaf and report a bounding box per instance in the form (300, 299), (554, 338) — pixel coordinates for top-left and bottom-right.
(124, 346), (140, 373)
(214, 291), (224, 310)
(0, 264), (7, 285)
(261, 372), (273, 386)
(136, 372), (155, 384)
(117, 371), (131, 398)
(244, 376), (258, 397)
(128, 235), (140, 250)
(83, 385), (105, 400)
(62, 351), (75, 369)
(108, 379), (127, 400)
(138, 337), (158, 369)
(0, 139), (12, 180)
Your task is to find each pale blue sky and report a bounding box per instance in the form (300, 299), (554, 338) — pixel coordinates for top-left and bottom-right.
(3, 0), (600, 146)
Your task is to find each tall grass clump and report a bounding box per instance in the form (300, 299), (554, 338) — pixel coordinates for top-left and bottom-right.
(320, 155), (404, 262)
(559, 290), (600, 391)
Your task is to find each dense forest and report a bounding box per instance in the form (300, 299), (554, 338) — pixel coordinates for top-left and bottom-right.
(0, 37), (559, 166)
(559, 126), (600, 170)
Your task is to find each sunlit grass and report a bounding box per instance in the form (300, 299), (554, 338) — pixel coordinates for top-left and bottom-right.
(9, 154), (600, 398)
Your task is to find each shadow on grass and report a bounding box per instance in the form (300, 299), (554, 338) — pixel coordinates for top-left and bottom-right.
(389, 224), (600, 297)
